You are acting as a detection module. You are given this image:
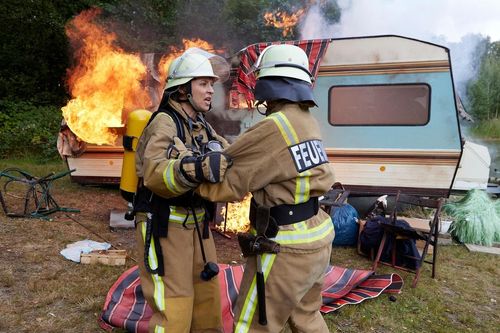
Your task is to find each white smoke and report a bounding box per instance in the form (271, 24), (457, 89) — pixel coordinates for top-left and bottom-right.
(299, 0), (500, 176)
(299, 0), (499, 101)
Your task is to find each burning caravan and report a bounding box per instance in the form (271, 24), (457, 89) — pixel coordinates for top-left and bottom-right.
(62, 35), (464, 198)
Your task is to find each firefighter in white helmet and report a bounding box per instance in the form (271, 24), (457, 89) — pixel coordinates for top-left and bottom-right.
(195, 43), (336, 332)
(133, 47), (231, 333)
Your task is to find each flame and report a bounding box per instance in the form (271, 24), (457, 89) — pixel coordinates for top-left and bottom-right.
(62, 9), (150, 145)
(263, 9), (305, 37)
(61, 8), (216, 146)
(158, 38), (216, 84)
(218, 193), (252, 233)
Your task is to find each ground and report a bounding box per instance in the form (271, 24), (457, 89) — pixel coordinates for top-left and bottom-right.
(0, 168), (499, 332)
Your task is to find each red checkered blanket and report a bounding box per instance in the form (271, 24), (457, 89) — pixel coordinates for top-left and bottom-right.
(230, 39), (331, 107)
(99, 264), (402, 332)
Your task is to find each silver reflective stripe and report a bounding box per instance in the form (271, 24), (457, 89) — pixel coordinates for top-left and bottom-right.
(140, 222), (165, 311)
(234, 253), (276, 333)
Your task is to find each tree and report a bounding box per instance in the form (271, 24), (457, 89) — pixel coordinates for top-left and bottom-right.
(0, 0), (111, 105)
(467, 40), (500, 121)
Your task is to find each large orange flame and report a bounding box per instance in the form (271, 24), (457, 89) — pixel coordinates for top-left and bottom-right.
(263, 9), (305, 37)
(157, 38), (216, 83)
(62, 9), (150, 145)
(219, 193), (252, 233)
(62, 9), (216, 146)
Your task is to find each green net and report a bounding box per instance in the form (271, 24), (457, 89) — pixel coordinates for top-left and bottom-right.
(443, 190), (500, 246)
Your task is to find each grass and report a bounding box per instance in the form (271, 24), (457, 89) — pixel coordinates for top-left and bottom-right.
(0, 159), (499, 332)
(470, 118), (500, 140)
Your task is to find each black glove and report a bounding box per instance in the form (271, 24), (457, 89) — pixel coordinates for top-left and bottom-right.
(180, 151), (232, 183)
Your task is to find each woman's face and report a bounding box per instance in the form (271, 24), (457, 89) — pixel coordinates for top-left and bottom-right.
(190, 77), (216, 112)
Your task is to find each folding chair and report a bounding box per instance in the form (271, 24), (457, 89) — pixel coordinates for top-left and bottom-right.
(319, 182), (350, 215)
(371, 191), (444, 288)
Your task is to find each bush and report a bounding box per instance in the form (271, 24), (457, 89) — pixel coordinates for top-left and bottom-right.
(0, 100), (62, 161)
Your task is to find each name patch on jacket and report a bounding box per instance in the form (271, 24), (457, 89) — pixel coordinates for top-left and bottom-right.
(289, 139), (328, 173)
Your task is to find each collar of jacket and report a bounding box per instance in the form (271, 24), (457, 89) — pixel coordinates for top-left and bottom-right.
(266, 102), (309, 116)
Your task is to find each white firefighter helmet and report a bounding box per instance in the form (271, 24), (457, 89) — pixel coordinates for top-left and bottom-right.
(165, 47), (229, 91)
(253, 44), (313, 84)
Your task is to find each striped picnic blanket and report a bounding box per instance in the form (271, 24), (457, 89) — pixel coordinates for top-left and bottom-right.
(99, 264), (402, 332)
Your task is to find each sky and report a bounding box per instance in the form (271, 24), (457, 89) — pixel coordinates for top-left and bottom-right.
(300, 0), (500, 42)
(299, 0), (500, 101)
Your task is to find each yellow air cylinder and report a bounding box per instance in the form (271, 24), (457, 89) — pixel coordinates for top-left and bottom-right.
(120, 109), (152, 203)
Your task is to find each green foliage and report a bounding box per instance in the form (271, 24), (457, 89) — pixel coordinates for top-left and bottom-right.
(320, 0), (341, 24)
(467, 40), (500, 122)
(0, 100), (62, 161)
(99, 0), (180, 52)
(469, 118), (500, 139)
(0, 0), (109, 105)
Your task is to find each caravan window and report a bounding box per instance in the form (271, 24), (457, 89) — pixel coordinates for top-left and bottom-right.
(328, 84), (430, 126)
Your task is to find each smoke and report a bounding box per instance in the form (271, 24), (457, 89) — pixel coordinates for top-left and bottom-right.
(300, 0), (499, 103)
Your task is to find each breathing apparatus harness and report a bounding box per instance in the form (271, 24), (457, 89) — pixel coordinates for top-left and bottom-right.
(134, 98), (220, 279)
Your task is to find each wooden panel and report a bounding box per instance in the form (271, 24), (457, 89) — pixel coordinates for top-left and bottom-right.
(66, 153), (123, 177)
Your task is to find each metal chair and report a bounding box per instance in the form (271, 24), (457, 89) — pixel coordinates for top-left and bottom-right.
(371, 191), (444, 288)
(0, 167), (79, 219)
(319, 182), (350, 215)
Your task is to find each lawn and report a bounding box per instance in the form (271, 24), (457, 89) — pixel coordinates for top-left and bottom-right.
(0, 159), (498, 332)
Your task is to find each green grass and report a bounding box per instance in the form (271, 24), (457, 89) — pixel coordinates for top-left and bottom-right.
(321, 246), (499, 333)
(470, 118), (500, 140)
(0, 158), (499, 332)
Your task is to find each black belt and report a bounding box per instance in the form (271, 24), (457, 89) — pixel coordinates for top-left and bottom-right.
(270, 197), (319, 225)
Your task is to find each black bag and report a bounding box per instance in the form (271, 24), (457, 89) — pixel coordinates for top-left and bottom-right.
(359, 215), (421, 270)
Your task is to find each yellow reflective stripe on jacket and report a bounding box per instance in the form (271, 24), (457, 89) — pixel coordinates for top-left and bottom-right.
(273, 217), (333, 245)
(295, 170), (311, 204)
(267, 112), (310, 204)
(234, 253), (276, 333)
(154, 325), (165, 333)
(169, 206), (205, 225)
(267, 112), (299, 147)
(163, 160), (183, 195)
(139, 221), (165, 311)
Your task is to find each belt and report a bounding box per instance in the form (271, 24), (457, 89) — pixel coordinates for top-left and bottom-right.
(270, 197), (319, 225)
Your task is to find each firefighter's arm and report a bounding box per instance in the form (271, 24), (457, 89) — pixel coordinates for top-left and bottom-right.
(141, 114), (198, 198)
(195, 119), (282, 202)
(172, 138), (233, 184)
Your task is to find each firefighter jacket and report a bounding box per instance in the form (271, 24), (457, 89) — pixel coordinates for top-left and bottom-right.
(197, 102), (336, 252)
(135, 98), (228, 202)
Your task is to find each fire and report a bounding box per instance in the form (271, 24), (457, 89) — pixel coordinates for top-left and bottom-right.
(158, 38), (216, 83)
(62, 9), (150, 145)
(263, 9), (305, 37)
(219, 193), (252, 233)
(61, 10), (216, 147)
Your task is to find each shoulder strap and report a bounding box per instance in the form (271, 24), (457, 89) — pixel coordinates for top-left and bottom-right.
(197, 114), (216, 141)
(147, 103), (186, 143)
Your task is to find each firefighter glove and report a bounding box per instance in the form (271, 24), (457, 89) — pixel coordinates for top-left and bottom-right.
(180, 151), (232, 183)
(167, 137), (193, 160)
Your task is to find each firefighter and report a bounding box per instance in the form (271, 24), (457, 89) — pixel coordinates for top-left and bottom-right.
(195, 44), (336, 332)
(134, 48), (231, 333)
